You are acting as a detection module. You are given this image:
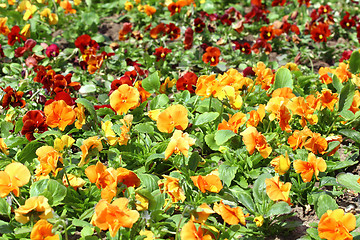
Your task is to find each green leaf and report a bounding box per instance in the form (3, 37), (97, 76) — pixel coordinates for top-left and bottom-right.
(253, 173), (272, 205)
(79, 84), (97, 94)
(76, 98), (98, 128)
(230, 186), (256, 214)
(306, 228), (321, 240)
(315, 194), (338, 219)
(138, 174), (160, 192)
(16, 141), (42, 163)
(188, 152), (201, 171)
(214, 130), (236, 145)
(326, 141), (340, 155)
(134, 123), (154, 134)
(337, 173), (360, 193)
(9, 63), (22, 74)
(265, 201), (291, 217)
(219, 164), (238, 187)
(340, 110), (355, 120)
(0, 121), (13, 138)
(338, 82), (355, 113)
(331, 74), (343, 93)
(194, 112), (219, 126)
(30, 179), (67, 206)
(34, 130), (62, 139)
(339, 129), (360, 145)
(72, 219), (93, 228)
(205, 133), (220, 151)
(150, 94), (169, 110)
(142, 72), (160, 93)
(0, 198), (10, 217)
(349, 50), (360, 74)
(274, 68), (293, 90)
(0, 220), (12, 234)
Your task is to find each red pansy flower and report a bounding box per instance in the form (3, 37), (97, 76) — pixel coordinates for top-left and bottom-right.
(311, 23), (331, 42)
(46, 44), (60, 58)
(1, 86), (26, 110)
(21, 110), (48, 141)
(202, 46), (221, 66)
(194, 18), (205, 33)
(183, 27), (194, 50)
(14, 39), (36, 58)
(176, 72), (198, 93)
(153, 46), (172, 61)
(168, 2), (181, 16)
(7, 26), (26, 46)
(165, 23), (181, 40)
(74, 34), (99, 54)
(340, 12), (356, 29)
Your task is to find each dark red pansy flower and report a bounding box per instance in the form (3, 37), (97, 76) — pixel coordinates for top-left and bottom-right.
(1, 86), (26, 110)
(318, 5), (332, 15)
(245, 5), (269, 24)
(234, 41), (252, 54)
(183, 27), (194, 50)
(272, 0), (286, 6)
(243, 66), (256, 77)
(74, 34), (99, 54)
(168, 2), (181, 16)
(126, 58), (141, 67)
(202, 46), (221, 66)
(165, 23), (181, 40)
(45, 91), (76, 106)
(150, 23), (166, 39)
(7, 26), (26, 46)
(311, 23), (331, 42)
(194, 18), (205, 33)
(200, 43), (210, 52)
(119, 22), (133, 41)
(220, 13), (235, 26)
(339, 50), (353, 62)
(340, 12), (356, 29)
(14, 39), (36, 57)
(110, 76), (133, 95)
(0, 44), (4, 58)
(21, 110), (48, 141)
(153, 46), (172, 61)
(260, 25), (282, 41)
(176, 72), (198, 93)
(46, 44), (60, 58)
(297, 0), (310, 7)
(252, 38), (272, 54)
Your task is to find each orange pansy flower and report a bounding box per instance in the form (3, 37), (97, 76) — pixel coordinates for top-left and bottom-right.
(0, 162), (30, 198)
(180, 220), (213, 240)
(265, 97), (292, 132)
(44, 100), (76, 131)
(30, 219), (59, 240)
(62, 174), (86, 191)
(270, 152), (291, 175)
(247, 104), (266, 127)
(213, 201), (247, 225)
(144, 5), (156, 17)
(191, 170), (223, 193)
(78, 136), (103, 167)
(60, 1), (76, 14)
(91, 198), (140, 237)
(0, 17), (10, 36)
(318, 209), (356, 240)
(293, 153), (327, 182)
(349, 90), (360, 114)
(118, 114), (133, 146)
(164, 130), (196, 160)
(319, 67), (334, 84)
(195, 74), (219, 99)
(304, 131), (328, 155)
(158, 175), (186, 203)
(265, 176), (292, 205)
(334, 62), (352, 83)
(190, 203), (215, 224)
(35, 146), (63, 177)
(271, 87), (296, 99)
(218, 112), (246, 133)
(157, 104), (188, 133)
(318, 89), (338, 111)
(15, 196), (54, 224)
(202, 47), (221, 66)
(110, 84), (140, 115)
(253, 62), (274, 91)
(74, 103), (86, 129)
(240, 126), (272, 158)
(287, 96), (319, 127)
(287, 126), (312, 150)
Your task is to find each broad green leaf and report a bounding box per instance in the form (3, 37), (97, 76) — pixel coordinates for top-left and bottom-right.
(253, 173), (272, 205)
(338, 82), (355, 113)
(150, 94), (169, 110)
(337, 173), (360, 193)
(214, 130), (236, 145)
(274, 68), (293, 90)
(188, 152), (201, 171)
(331, 74), (343, 93)
(30, 179), (67, 206)
(230, 186), (256, 214)
(9, 63), (22, 74)
(205, 133), (220, 151)
(16, 141), (42, 163)
(138, 174), (160, 192)
(142, 72), (160, 93)
(315, 194), (338, 219)
(0, 220), (12, 234)
(79, 84), (97, 94)
(72, 219), (93, 228)
(194, 112), (219, 126)
(134, 123), (154, 134)
(326, 141), (340, 155)
(0, 198), (10, 217)
(339, 110), (355, 120)
(219, 164), (238, 187)
(339, 129), (360, 145)
(34, 130), (62, 139)
(0, 121), (13, 138)
(306, 228), (321, 240)
(265, 201), (291, 217)
(349, 50), (360, 74)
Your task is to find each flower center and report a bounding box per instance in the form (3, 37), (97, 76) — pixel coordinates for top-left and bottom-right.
(267, 32), (271, 37)
(161, 53), (165, 58)
(122, 99), (127, 103)
(241, 47), (245, 52)
(211, 57), (215, 62)
(319, 34), (323, 40)
(175, 7), (178, 12)
(346, 22), (350, 27)
(323, 8), (327, 13)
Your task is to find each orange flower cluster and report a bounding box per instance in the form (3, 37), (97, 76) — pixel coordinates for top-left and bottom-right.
(318, 209), (356, 240)
(0, 162), (30, 198)
(85, 162), (140, 202)
(165, 130), (196, 160)
(91, 198), (139, 237)
(30, 219), (59, 240)
(265, 176), (292, 205)
(288, 126), (328, 155)
(266, 96), (292, 132)
(158, 175), (186, 203)
(287, 95), (319, 127)
(15, 196), (54, 224)
(180, 220), (213, 240)
(318, 89), (338, 111)
(35, 146), (63, 178)
(253, 62), (274, 90)
(293, 153), (327, 182)
(191, 170), (223, 193)
(44, 100), (76, 131)
(319, 62), (352, 84)
(110, 84), (140, 115)
(213, 201), (247, 225)
(156, 104), (189, 133)
(241, 126), (272, 158)
(218, 112), (246, 133)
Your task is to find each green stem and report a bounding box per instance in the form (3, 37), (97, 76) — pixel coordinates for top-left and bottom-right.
(208, 95), (212, 112)
(175, 205), (188, 240)
(10, 193), (21, 207)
